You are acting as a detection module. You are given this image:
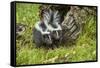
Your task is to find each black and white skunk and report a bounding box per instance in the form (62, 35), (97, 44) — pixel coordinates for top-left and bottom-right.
(33, 9), (62, 48)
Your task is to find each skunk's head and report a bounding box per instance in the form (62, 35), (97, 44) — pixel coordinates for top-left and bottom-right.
(51, 30), (62, 40)
(42, 34), (52, 45)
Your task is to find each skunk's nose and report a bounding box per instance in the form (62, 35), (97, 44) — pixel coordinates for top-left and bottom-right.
(48, 41), (52, 44)
(45, 39), (52, 45)
(55, 31), (60, 39)
(48, 35), (52, 44)
(56, 36), (60, 39)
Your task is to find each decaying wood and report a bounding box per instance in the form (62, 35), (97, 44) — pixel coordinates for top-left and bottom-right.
(38, 5), (96, 43)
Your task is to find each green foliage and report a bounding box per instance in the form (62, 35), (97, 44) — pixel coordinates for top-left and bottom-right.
(16, 3), (97, 65)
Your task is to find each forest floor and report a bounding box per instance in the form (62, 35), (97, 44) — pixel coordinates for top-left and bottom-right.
(16, 3), (97, 65)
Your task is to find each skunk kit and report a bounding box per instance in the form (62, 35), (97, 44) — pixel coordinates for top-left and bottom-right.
(10, 1), (98, 67)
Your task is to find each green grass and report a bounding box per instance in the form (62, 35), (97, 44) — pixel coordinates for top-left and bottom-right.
(16, 3), (97, 65)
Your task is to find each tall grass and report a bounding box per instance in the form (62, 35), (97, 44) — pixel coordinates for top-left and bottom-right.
(16, 3), (97, 65)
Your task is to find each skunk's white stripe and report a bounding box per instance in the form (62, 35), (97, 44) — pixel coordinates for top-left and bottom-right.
(56, 31), (59, 38)
(48, 35), (52, 42)
(44, 13), (50, 22)
(34, 21), (44, 34)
